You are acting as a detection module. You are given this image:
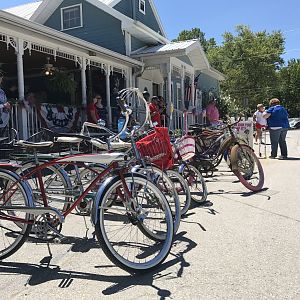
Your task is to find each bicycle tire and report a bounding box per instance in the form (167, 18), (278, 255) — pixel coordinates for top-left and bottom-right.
(165, 169), (191, 215)
(17, 161), (72, 212)
(0, 169), (33, 260)
(133, 165), (181, 236)
(180, 164), (208, 203)
(231, 144), (264, 191)
(95, 173), (173, 273)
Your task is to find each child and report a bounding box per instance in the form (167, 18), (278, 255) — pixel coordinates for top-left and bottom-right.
(253, 104), (267, 144)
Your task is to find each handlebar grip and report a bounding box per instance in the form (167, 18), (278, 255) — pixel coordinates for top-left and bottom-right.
(116, 97), (127, 113)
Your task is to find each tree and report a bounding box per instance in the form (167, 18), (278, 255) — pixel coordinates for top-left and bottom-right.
(207, 26), (285, 112)
(172, 28), (217, 53)
(277, 59), (300, 117)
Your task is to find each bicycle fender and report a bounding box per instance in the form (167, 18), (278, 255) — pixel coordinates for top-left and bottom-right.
(0, 169), (35, 208)
(230, 144), (254, 171)
(90, 175), (117, 226)
(178, 163), (186, 174)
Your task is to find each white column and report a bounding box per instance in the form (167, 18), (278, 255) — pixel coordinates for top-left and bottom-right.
(191, 73), (195, 124)
(181, 67), (185, 106)
(17, 38), (28, 139)
(106, 65), (112, 128)
(124, 31), (132, 56)
(81, 58), (87, 107)
(167, 64), (173, 129)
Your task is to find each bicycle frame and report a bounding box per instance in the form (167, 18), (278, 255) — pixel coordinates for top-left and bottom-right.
(0, 153), (129, 225)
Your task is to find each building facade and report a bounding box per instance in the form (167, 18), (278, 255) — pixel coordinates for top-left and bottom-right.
(1, 0), (224, 136)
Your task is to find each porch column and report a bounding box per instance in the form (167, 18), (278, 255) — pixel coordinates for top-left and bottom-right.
(81, 58), (87, 108)
(181, 67), (185, 107)
(191, 73), (195, 124)
(167, 64), (172, 129)
(106, 65), (112, 128)
(16, 38), (28, 139)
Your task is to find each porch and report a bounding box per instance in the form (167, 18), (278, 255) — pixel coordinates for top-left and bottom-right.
(0, 10), (142, 139)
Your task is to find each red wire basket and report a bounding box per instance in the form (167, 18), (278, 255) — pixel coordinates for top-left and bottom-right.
(136, 127), (174, 170)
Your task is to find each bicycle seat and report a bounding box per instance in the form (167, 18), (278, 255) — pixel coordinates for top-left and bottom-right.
(110, 140), (131, 150)
(15, 140), (54, 148)
(55, 136), (83, 144)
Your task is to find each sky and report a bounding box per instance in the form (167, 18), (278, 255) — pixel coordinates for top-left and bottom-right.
(1, 0), (300, 61)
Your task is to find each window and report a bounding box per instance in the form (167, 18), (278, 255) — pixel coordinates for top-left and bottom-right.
(139, 0), (146, 14)
(61, 4), (83, 31)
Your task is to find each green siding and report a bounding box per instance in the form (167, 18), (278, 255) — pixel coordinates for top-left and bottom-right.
(197, 73), (219, 94)
(44, 0), (126, 54)
(115, 0), (162, 34)
(136, 0), (161, 34)
(131, 36), (148, 51)
(114, 0), (133, 18)
(177, 56), (193, 66)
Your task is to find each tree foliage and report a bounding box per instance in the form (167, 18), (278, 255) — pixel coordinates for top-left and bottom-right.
(208, 25), (285, 112)
(172, 28), (217, 53)
(277, 59), (300, 117)
(173, 26), (300, 116)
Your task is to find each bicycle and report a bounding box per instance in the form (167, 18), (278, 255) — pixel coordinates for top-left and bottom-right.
(189, 117), (264, 192)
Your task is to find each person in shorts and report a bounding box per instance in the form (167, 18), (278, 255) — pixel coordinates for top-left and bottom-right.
(253, 104), (267, 144)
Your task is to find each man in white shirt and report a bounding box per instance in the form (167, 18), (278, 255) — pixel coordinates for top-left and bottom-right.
(253, 104), (267, 144)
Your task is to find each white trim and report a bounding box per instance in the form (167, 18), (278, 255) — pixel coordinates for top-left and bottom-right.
(60, 3), (83, 31)
(139, 0), (146, 15)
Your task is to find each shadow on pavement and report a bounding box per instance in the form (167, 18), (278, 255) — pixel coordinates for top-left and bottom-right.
(0, 231), (196, 299)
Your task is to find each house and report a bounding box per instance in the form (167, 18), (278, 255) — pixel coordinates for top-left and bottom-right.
(1, 0), (224, 137)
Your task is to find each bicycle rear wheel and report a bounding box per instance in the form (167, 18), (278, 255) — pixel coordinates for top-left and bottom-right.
(17, 162), (72, 212)
(0, 169), (33, 260)
(95, 174), (173, 273)
(231, 144), (264, 191)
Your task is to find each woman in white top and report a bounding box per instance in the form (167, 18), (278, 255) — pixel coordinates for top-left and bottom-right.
(253, 103), (267, 143)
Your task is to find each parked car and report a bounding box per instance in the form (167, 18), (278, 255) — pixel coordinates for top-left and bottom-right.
(289, 118), (300, 129)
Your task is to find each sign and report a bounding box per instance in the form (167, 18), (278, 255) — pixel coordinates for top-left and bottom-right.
(233, 120), (254, 148)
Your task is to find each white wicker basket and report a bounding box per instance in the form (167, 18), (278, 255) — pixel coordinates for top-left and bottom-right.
(174, 136), (195, 161)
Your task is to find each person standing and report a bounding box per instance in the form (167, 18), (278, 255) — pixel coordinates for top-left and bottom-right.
(206, 98), (220, 126)
(253, 104), (267, 144)
(263, 98), (290, 159)
(149, 96), (161, 127)
(158, 96), (167, 126)
(0, 71), (11, 137)
(87, 94), (106, 124)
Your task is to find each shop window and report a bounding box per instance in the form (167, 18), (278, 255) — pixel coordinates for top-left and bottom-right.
(61, 4), (83, 31)
(139, 0), (146, 14)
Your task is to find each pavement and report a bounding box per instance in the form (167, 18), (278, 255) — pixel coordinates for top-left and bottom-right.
(1, 130), (300, 300)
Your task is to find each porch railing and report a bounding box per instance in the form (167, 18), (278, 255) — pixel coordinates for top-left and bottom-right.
(9, 104), (41, 139)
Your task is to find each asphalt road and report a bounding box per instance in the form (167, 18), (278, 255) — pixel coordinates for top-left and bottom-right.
(1, 130), (299, 299)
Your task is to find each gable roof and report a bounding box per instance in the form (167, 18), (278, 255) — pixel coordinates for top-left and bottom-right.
(132, 39), (225, 80)
(3, 1), (42, 20)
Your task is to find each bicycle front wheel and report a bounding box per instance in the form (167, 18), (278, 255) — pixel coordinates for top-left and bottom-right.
(165, 169), (191, 215)
(0, 169), (33, 260)
(231, 144), (264, 191)
(180, 164), (208, 203)
(95, 174), (173, 273)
